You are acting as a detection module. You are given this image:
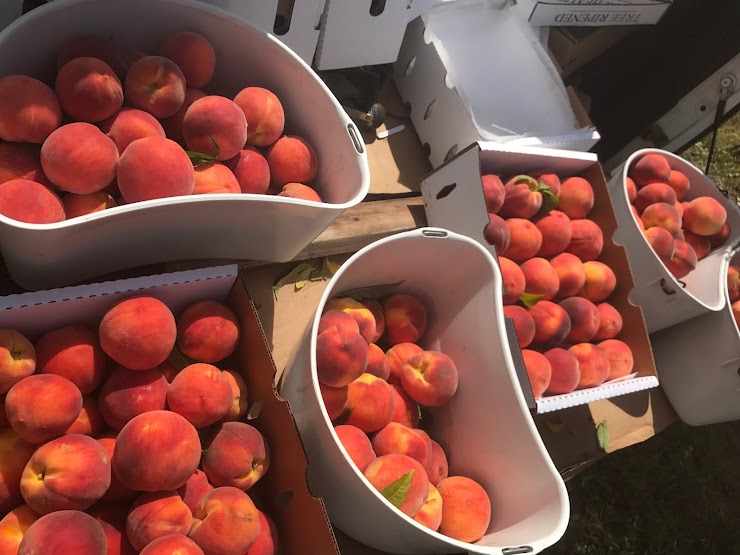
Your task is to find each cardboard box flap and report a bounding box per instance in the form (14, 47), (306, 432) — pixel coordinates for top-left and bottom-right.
(528, 1), (672, 27)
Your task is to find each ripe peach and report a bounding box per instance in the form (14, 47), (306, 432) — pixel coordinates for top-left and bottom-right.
(500, 175), (543, 219)
(501, 218), (542, 262)
(168, 364), (232, 427)
(320, 382), (349, 421)
(63, 191), (117, 218)
(437, 476), (491, 543)
(401, 351), (459, 407)
(0, 179), (65, 224)
(503, 305), (535, 348)
(558, 177), (594, 219)
(335, 424), (376, 472)
(223, 146), (271, 195)
(319, 309), (360, 336)
(361, 299), (385, 343)
(0, 330), (35, 395)
(189, 488), (261, 554)
(708, 222), (731, 248)
(99, 296), (177, 370)
(0, 75), (61, 143)
(389, 383), (420, 428)
(594, 302), (623, 340)
(579, 261), (617, 303)
(183, 96), (248, 161)
(0, 395), (7, 428)
(483, 212), (510, 253)
(599, 339), (634, 381)
(728, 267), (740, 303)
(177, 470), (214, 515)
(113, 410), (201, 492)
(125, 56), (186, 118)
(65, 395), (106, 436)
(634, 182), (677, 213)
(316, 326), (369, 388)
(141, 534), (205, 554)
(266, 135), (318, 187)
(560, 297), (600, 343)
(98, 366), (168, 430)
(56, 57), (123, 123)
(414, 484), (443, 532)
(177, 300), (239, 363)
(625, 177), (637, 202)
(21, 434), (110, 514)
(427, 440), (448, 486)
(325, 297), (377, 344)
(535, 210), (572, 257)
(529, 300), (571, 346)
(543, 348), (580, 395)
(218, 370), (248, 423)
(87, 504), (136, 555)
(366, 343), (391, 380)
(631, 153), (671, 185)
(641, 202), (681, 236)
(6, 374), (82, 443)
(277, 182), (322, 202)
(569, 343), (610, 388)
(666, 170), (690, 200)
(521, 349), (551, 398)
(100, 107), (165, 154)
(520, 257), (560, 301)
(666, 240), (698, 279)
(481, 174), (505, 214)
(566, 219), (603, 262)
(96, 432), (136, 504)
(372, 422), (430, 468)
(40, 122), (118, 194)
(413, 428), (433, 469)
(345, 373), (396, 433)
(531, 171), (561, 197)
(499, 256), (527, 305)
(550, 252), (586, 299)
(160, 32), (216, 89)
(18, 510), (106, 555)
(364, 454), (429, 517)
(246, 511), (278, 555)
(643, 226), (676, 263)
(233, 87), (285, 147)
(126, 491), (193, 551)
(386, 343), (424, 384)
(0, 143), (49, 186)
(674, 200), (684, 217)
(683, 196), (727, 236)
(733, 300), (740, 328)
(0, 505), (40, 555)
(35, 325), (105, 395)
(0, 429), (35, 513)
(161, 88), (207, 144)
(382, 294), (427, 346)
(202, 422), (269, 490)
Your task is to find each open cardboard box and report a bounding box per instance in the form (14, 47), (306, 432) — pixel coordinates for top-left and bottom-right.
(524, 0), (673, 27)
(0, 265), (340, 555)
(419, 141), (659, 413)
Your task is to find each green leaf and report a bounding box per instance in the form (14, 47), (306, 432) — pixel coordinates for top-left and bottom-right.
(339, 281), (405, 301)
(519, 292), (545, 308)
(596, 420), (610, 452)
(272, 263), (317, 299)
(380, 469), (415, 508)
(332, 406), (353, 426)
(185, 136), (220, 165)
(505, 174), (539, 190)
(294, 265), (315, 291)
(536, 182), (560, 217)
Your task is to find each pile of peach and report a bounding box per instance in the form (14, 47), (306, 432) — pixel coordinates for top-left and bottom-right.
(0, 298), (278, 554)
(627, 153), (730, 279)
(316, 293), (492, 544)
(728, 265), (740, 330)
(0, 31), (323, 225)
(482, 171), (634, 398)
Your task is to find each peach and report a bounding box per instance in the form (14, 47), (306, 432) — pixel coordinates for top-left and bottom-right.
(386, 343), (424, 384)
(125, 56), (186, 118)
(100, 107), (166, 154)
(87, 504), (136, 555)
(641, 202), (682, 236)
(594, 302), (623, 340)
(643, 226), (676, 263)
(569, 343), (610, 388)
(565, 219), (603, 262)
(579, 261), (617, 303)
(683, 196), (727, 236)
(520, 257), (560, 301)
(320, 382), (349, 420)
(277, 182), (322, 202)
(182, 96), (248, 161)
(500, 175), (543, 219)
(18, 510), (106, 555)
(634, 182), (677, 213)
(733, 300), (740, 328)
(316, 326), (369, 388)
(233, 87), (285, 147)
(0, 429), (35, 513)
(382, 294), (427, 346)
(560, 297), (600, 343)
(55, 57), (123, 123)
(345, 373), (396, 433)
(674, 200), (684, 217)
(544, 348), (580, 395)
(666, 240), (698, 279)
(126, 491), (193, 551)
(501, 218), (542, 262)
(0, 396), (7, 428)
(21, 434), (110, 514)
(414, 429), (433, 469)
(631, 153), (671, 185)
(177, 470), (214, 514)
(599, 339), (634, 381)
(177, 300), (240, 363)
(625, 177), (637, 202)
(483, 212), (510, 253)
(99, 296), (177, 370)
(0, 330), (35, 395)
(219, 370), (248, 423)
(366, 343), (391, 380)
(531, 171), (561, 197)
(246, 511), (278, 555)
(202, 422), (269, 490)
(325, 297), (377, 344)
(35, 325), (105, 395)
(96, 432), (136, 504)
(113, 410), (201, 492)
(335, 424), (376, 472)
(481, 174), (505, 214)
(414, 484), (443, 531)
(708, 222), (731, 248)
(98, 366), (168, 430)
(521, 349), (551, 398)
(364, 454), (429, 517)
(0, 179), (65, 224)
(224, 146), (271, 195)
(161, 88), (207, 144)
(427, 440), (449, 486)
(65, 396), (106, 436)
(550, 252), (586, 299)
(728, 267), (740, 303)
(503, 305), (535, 348)
(0, 75), (62, 143)
(389, 383), (420, 428)
(266, 135), (318, 187)
(401, 351), (458, 407)
(372, 422), (430, 468)
(6, 374), (82, 444)
(666, 170), (690, 199)
(529, 300), (571, 346)
(0, 505), (40, 555)
(160, 32), (216, 89)
(361, 299), (385, 343)
(558, 177), (594, 219)
(535, 210), (572, 257)
(168, 364), (233, 428)
(141, 534), (205, 554)
(0, 143), (49, 186)
(63, 191), (117, 218)
(437, 476), (491, 543)
(499, 256), (527, 304)
(319, 309), (360, 336)
(189, 487), (260, 555)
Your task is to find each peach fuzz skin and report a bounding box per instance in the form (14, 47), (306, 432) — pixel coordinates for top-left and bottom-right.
(315, 326), (369, 388)
(344, 373), (397, 433)
(0, 428), (36, 514)
(189, 486), (261, 555)
(55, 57), (123, 123)
(233, 87), (285, 147)
(201, 421), (270, 491)
(35, 324), (105, 395)
(98, 366), (168, 430)
(0, 329), (36, 395)
(176, 300), (240, 364)
(372, 422), (431, 468)
(413, 484), (443, 531)
(124, 56), (186, 118)
(0, 75), (62, 144)
(335, 424), (376, 472)
(160, 32), (216, 89)
(0, 505), (40, 555)
(17, 510), (107, 555)
(126, 491), (194, 552)
(167, 363), (233, 428)
(140, 533), (205, 554)
(363, 454), (430, 517)
(401, 351), (459, 407)
(0, 179), (66, 224)
(381, 294), (427, 346)
(324, 297), (377, 344)
(437, 476), (492, 543)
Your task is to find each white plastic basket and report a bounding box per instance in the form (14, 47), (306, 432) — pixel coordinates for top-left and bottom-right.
(280, 228), (569, 555)
(0, 0), (369, 290)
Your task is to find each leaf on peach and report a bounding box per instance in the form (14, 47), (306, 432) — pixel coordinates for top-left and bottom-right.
(381, 469), (415, 509)
(520, 292), (545, 308)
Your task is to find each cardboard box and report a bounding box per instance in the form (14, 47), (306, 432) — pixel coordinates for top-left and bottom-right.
(197, 0), (279, 33)
(525, 0), (672, 27)
(0, 265), (340, 555)
(273, 0), (326, 65)
(419, 141), (659, 412)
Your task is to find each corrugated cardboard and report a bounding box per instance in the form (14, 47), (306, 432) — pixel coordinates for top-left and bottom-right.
(525, 0), (672, 27)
